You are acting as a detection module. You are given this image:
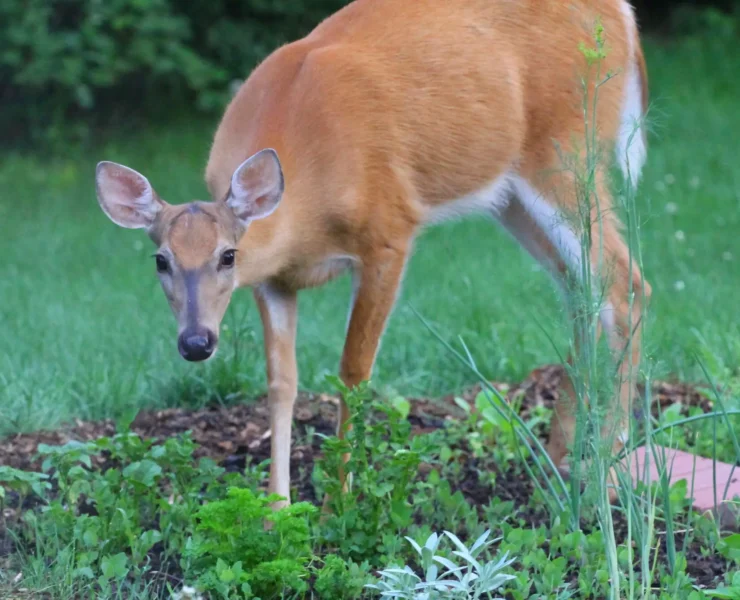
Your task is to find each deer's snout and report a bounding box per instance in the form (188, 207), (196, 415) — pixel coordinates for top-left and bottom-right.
(178, 327), (217, 362)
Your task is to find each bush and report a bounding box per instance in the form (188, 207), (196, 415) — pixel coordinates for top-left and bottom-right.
(0, 0), (350, 142)
(1, 0), (737, 143)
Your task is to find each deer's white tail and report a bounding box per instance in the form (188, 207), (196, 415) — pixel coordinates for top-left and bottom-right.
(616, 1), (649, 188)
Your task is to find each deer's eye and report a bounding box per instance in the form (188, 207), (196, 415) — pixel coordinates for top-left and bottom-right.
(220, 249), (236, 269)
(155, 254), (169, 273)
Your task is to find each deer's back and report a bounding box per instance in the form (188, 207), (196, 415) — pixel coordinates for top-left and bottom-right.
(207, 0), (637, 221)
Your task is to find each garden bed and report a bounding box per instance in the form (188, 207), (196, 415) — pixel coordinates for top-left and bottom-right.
(0, 364), (713, 473)
(0, 365), (735, 598)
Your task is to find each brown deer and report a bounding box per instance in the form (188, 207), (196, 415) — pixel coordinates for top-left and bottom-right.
(95, 0), (651, 506)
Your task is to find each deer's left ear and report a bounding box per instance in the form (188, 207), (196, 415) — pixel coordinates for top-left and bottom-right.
(226, 148), (284, 225)
(95, 161), (165, 230)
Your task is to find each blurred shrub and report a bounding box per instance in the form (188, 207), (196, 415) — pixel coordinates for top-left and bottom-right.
(667, 3), (740, 38)
(0, 0), (349, 143)
(0, 0), (736, 144)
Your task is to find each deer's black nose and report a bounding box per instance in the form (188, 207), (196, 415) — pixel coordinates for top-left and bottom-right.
(178, 328), (216, 362)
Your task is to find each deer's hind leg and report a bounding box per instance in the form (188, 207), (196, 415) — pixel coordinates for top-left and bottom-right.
(500, 170), (650, 496)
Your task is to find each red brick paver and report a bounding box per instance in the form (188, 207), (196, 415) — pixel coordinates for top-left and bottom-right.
(626, 446), (740, 526)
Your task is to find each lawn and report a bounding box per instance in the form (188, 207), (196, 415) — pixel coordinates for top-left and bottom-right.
(0, 36), (739, 435)
(1, 25), (740, 600)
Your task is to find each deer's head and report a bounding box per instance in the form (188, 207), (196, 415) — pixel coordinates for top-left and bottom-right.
(95, 149), (284, 362)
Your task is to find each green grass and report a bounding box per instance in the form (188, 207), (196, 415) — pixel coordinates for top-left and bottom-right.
(1, 36), (739, 435)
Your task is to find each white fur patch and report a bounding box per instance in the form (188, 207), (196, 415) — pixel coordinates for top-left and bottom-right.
(599, 300), (618, 342)
(346, 268), (361, 334)
(424, 173), (513, 226)
(616, 1), (647, 187)
(256, 283), (293, 334)
(512, 177), (583, 278)
(616, 63), (646, 187)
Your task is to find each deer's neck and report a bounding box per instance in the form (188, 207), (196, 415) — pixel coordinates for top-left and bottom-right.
(234, 208), (294, 288)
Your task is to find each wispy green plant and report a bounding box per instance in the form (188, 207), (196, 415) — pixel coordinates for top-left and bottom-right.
(412, 14), (740, 600)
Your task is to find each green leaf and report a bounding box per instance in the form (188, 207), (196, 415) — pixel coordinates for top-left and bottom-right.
(660, 402), (683, 425)
(718, 533), (740, 562)
(122, 460), (162, 486)
(219, 567), (235, 583)
(705, 591), (740, 600)
(453, 397), (471, 414)
(73, 566), (95, 580)
(371, 482), (394, 498)
(100, 553), (129, 580)
(139, 529), (163, 553)
(474, 390), (511, 429)
(669, 478), (688, 507)
(390, 499), (412, 527)
(83, 528), (98, 547)
(390, 396), (411, 420)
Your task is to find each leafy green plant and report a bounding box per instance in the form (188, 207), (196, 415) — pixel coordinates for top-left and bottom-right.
(718, 533), (740, 564)
(13, 432), (251, 594)
(314, 377), (441, 563)
(0, 466), (50, 524)
(0, 0), (224, 142)
(184, 487), (317, 599)
(706, 571), (740, 600)
(0, 0), (354, 141)
(314, 554), (373, 600)
(184, 495), (374, 599)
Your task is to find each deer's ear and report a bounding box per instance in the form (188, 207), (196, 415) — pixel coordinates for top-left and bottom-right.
(95, 161), (164, 230)
(226, 148), (284, 225)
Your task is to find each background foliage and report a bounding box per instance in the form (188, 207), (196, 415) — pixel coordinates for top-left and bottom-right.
(1, 0), (738, 144)
(0, 0), (348, 143)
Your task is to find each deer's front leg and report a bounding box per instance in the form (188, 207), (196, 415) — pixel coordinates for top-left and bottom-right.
(336, 242), (411, 484)
(254, 284), (298, 509)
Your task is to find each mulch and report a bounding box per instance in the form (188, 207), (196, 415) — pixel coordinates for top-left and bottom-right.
(0, 364), (713, 474)
(0, 364), (731, 591)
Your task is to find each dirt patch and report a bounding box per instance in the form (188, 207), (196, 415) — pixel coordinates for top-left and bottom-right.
(0, 365), (729, 591)
(0, 364), (714, 473)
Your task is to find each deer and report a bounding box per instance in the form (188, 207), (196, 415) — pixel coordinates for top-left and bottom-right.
(94, 0), (651, 507)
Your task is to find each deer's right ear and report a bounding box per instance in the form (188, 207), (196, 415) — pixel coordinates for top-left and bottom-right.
(95, 161), (164, 230)
(226, 148), (284, 225)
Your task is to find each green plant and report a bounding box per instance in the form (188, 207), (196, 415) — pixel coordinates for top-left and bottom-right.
(718, 534), (740, 564)
(185, 487), (317, 599)
(10, 432), (252, 595)
(367, 529), (516, 599)
(0, 0), (223, 142)
(313, 554), (372, 600)
(0, 466), (50, 524)
(314, 377), (441, 563)
(706, 571), (740, 600)
(0, 0), (353, 141)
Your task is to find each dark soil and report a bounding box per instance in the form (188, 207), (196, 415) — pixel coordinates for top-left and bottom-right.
(0, 365), (730, 594)
(0, 364), (713, 473)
